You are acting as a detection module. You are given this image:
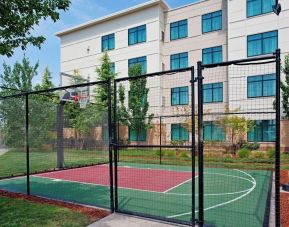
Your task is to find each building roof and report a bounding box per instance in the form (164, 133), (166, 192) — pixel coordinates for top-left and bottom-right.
(56, 0), (170, 37)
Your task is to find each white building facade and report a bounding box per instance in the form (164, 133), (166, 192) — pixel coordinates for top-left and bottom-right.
(57, 0), (289, 149)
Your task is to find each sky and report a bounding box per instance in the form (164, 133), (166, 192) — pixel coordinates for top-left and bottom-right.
(0, 0), (197, 86)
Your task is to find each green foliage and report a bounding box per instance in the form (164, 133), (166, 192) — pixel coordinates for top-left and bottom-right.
(0, 57), (55, 148)
(250, 151), (266, 159)
(237, 148), (250, 159)
(170, 140), (185, 146)
(118, 64), (153, 138)
(281, 54), (289, 118)
(0, 0), (71, 57)
(217, 107), (255, 153)
(164, 150), (177, 157)
(155, 150), (164, 157)
(266, 148), (275, 159)
(241, 142), (260, 151)
(118, 84), (129, 125)
(180, 151), (190, 158)
(95, 52), (116, 107)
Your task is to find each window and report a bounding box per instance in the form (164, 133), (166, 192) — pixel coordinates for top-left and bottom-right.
(171, 86), (189, 106)
(247, 0), (275, 17)
(203, 82), (223, 103)
(128, 56), (147, 74)
(170, 19), (188, 40)
(128, 25), (146, 45)
(247, 30), (278, 57)
(202, 10), (222, 33)
(248, 120), (276, 142)
(170, 52), (188, 70)
(102, 33), (115, 52)
(129, 128), (147, 141)
(204, 122), (225, 141)
(248, 74), (276, 98)
(171, 124), (189, 141)
(110, 63), (115, 74)
(202, 46), (222, 64)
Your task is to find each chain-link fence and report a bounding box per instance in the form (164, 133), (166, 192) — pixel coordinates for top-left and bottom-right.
(0, 50), (282, 227)
(0, 80), (113, 209)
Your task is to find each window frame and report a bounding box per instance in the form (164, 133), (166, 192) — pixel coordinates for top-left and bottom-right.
(204, 121), (226, 142)
(170, 52), (188, 70)
(128, 25), (146, 46)
(248, 120), (276, 142)
(171, 124), (189, 141)
(170, 19), (188, 41)
(247, 74), (276, 98)
(128, 56), (147, 74)
(203, 82), (223, 103)
(171, 86), (189, 106)
(101, 33), (115, 52)
(247, 30), (278, 57)
(129, 128), (147, 142)
(247, 0), (274, 18)
(202, 46), (223, 64)
(202, 10), (222, 34)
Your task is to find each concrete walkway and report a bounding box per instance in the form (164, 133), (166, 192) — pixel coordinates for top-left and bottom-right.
(87, 214), (184, 227)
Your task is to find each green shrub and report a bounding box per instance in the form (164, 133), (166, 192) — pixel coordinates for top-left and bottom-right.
(164, 150), (176, 157)
(180, 151), (190, 158)
(237, 148), (250, 159)
(155, 150), (164, 157)
(241, 142), (260, 151)
(250, 151), (266, 159)
(266, 148), (275, 159)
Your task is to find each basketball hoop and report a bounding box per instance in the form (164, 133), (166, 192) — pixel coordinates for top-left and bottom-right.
(78, 95), (88, 109)
(78, 89), (89, 109)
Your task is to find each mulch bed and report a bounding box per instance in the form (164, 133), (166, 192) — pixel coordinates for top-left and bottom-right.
(0, 190), (110, 222)
(281, 170), (289, 227)
(281, 170), (289, 185)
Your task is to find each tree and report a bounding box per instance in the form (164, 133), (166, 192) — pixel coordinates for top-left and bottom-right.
(216, 107), (255, 153)
(95, 52), (116, 106)
(0, 0), (70, 57)
(120, 64), (153, 141)
(281, 54), (289, 118)
(0, 57), (55, 148)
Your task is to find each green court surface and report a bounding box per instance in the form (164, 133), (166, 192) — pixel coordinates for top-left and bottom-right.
(0, 162), (272, 227)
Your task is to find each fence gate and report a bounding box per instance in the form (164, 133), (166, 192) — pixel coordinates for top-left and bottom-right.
(112, 50), (280, 227)
(113, 67), (197, 226)
(196, 50), (280, 227)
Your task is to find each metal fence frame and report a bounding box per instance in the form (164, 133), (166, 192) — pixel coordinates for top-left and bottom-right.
(0, 49), (281, 226)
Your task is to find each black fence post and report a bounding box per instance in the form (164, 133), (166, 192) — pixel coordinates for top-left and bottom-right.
(113, 79), (119, 211)
(56, 103), (64, 168)
(159, 116), (162, 165)
(107, 79), (114, 212)
(190, 66), (196, 225)
(25, 94), (30, 195)
(275, 48), (281, 227)
(197, 61), (204, 227)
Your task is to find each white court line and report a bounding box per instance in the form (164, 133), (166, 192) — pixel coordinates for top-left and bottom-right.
(167, 169), (257, 219)
(32, 175), (168, 194)
(163, 178), (193, 193)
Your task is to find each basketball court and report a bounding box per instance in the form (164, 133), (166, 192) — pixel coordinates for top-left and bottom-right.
(0, 162), (272, 227)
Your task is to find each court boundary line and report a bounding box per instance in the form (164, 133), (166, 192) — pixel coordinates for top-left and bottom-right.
(1, 169), (257, 197)
(167, 169), (257, 218)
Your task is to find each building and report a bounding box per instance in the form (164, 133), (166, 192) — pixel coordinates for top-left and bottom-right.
(56, 0), (289, 150)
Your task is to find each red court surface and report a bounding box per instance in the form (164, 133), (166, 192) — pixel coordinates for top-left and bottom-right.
(37, 165), (192, 192)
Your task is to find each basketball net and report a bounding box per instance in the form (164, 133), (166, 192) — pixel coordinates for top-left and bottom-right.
(77, 90), (88, 109)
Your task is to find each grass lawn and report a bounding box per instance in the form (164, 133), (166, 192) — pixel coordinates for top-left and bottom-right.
(0, 196), (93, 227)
(0, 149), (108, 178)
(1, 148), (289, 178)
